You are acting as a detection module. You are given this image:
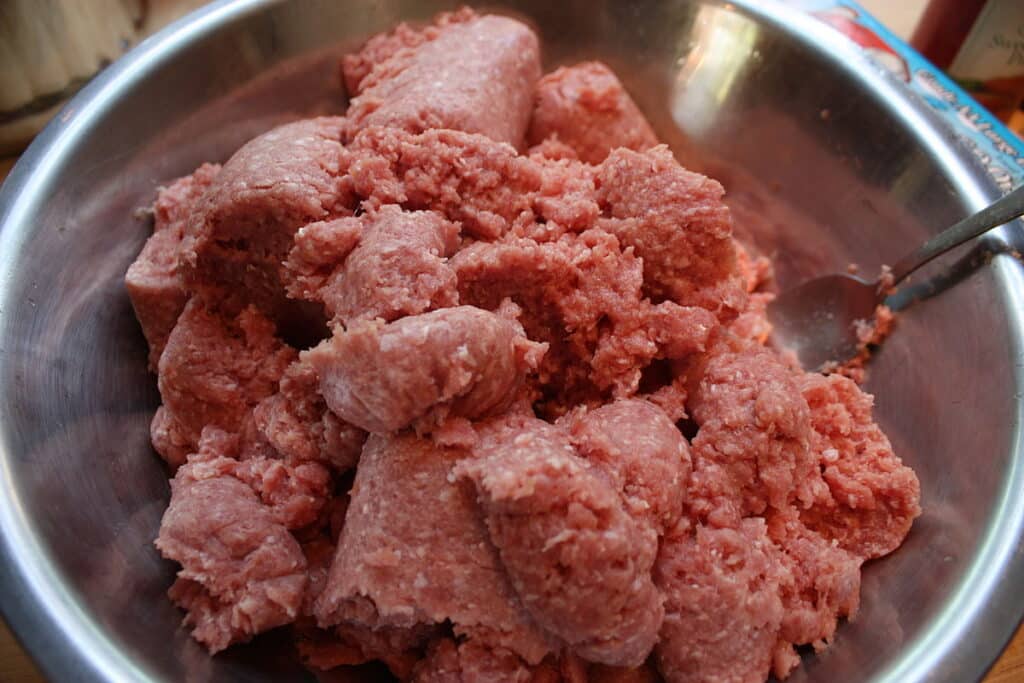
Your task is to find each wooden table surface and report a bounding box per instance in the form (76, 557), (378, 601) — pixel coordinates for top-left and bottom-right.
(0, 1), (1022, 681)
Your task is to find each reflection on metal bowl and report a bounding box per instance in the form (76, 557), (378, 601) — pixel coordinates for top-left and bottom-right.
(0, 1), (1022, 682)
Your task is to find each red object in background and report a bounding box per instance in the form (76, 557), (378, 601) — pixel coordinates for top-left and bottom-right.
(911, 0), (1024, 122)
(911, 0), (986, 70)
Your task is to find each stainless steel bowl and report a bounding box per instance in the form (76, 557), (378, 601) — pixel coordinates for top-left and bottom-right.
(1, 1), (1022, 681)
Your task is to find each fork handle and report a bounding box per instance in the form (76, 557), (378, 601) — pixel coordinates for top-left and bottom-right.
(889, 184), (1024, 286)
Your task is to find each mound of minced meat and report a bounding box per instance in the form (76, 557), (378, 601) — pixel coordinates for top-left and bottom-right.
(126, 8), (921, 682)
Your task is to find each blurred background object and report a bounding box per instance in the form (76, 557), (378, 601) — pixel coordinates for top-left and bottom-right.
(0, 0), (209, 155)
(912, 0), (1024, 125)
(857, 0), (925, 41)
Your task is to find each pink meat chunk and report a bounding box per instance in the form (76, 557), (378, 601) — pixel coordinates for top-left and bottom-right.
(589, 298), (716, 400)
(126, 163), (220, 369)
(453, 235), (602, 410)
(457, 415), (662, 667)
(412, 638), (537, 683)
(453, 231), (715, 417)
(252, 359), (366, 473)
(299, 522), (433, 682)
(730, 290), (774, 345)
(346, 13), (541, 147)
(341, 9), (477, 95)
(799, 373), (921, 560)
(528, 156), (603, 234)
(304, 305), (545, 433)
(155, 445), (307, 653)
(642, 375), (690, 423)
(179, 427), (332, 530)
(240, 455), (332, 530)
(300, 534), (337, 616)
(527, 62), (659, 164)
(181, 117), (350, 323)
(727, 242), (775, 344)
(654, 519), (786, 683)
(286, 205), (460, 325)
(566, 398), (690, 534)
(314, 433), (552, 664)
(342, 126), (608, 242)
(154, 298), (295, 467)
(281, 217), (363, 299)
(344, 126), (543, 240)
(150, 406), (192, 470)
(767, 508), (862, 679)
(595, 146), (746, 315)
(687, 339), (817, 523)
(734, 241), (774, 293)
(528, 136), (581, 162)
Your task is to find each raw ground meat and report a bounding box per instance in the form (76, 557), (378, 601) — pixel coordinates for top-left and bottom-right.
(565, 398), (690, 535)
(181, 117), (350, 327)
(149, 406), (193, 471)
(344, 125), (543, 240)
(297, 528), (439, 680)
(527, 62), (659, 164)
(299, 534), (336, 615)
(457, 415), (662, 667)
(153, 298), (295, 467)
(345, 11), (540, 147)
(126, 163), (221, 370)
(528, 155), (602, 233)
(282, 217), (363, 302)
(729, 291), (774, 344)
(171, 426), (332, 530)
(767, 508), (862, 679)
(654, 519), (787, 683)
(286, 204), (460, 325)
(729, 242), (775, 344)
(452, 234), (610, 409)
(155, 433), (308, 652)
(129, 9), (921, 682)
(304, 305), (546, 433)
(595, 146), (746, 316)
(252, 359), (367, 473)
(686, 336), (818, 523)
(409, 640), (657, 683)
(453, 230), (715, 417)
(240, 455), (332, 530)
(314, 432), (553, 665)
(341, 9), (476, 96)
(798, 373), (921, 560)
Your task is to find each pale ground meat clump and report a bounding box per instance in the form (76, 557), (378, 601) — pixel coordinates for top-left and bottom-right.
(126, 8), (921, 682)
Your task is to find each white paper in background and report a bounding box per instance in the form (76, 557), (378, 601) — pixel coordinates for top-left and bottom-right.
(949, 0), (1024, 81)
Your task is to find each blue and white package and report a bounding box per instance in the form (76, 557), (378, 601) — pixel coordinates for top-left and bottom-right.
(790, 0), (1024, 193)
